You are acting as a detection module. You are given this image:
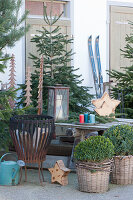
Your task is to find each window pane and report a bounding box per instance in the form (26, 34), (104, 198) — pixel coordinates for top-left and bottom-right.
(26, 2), (44, 16)
(45, 2), (64, 17)
(26, 1), (67, 17)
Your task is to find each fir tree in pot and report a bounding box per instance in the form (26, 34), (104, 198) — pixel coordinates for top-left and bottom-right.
(104, 124), (133, 185)
(28, 3), (93, 119)
(74, 136), (114, 193)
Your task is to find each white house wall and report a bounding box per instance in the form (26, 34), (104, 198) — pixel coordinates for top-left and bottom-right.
(71, 0), (107, 95)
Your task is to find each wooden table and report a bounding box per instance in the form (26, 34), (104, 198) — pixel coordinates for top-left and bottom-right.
(55, 118), (133, 139)
(55, 118), (133, 169)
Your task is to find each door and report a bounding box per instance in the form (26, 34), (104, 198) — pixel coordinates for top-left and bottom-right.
(110, 6), (133, 73)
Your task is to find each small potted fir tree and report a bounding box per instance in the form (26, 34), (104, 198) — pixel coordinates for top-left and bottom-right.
(104, 124), (133, 185)
(74, 136), (114, 193)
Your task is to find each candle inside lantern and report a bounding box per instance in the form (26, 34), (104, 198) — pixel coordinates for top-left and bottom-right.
(56, 94), (63, 119)
(79, 114), (84, 123)
(89, 114), (95, 123)
(84, 113), (88, 123)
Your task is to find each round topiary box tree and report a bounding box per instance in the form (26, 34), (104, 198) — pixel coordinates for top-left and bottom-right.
(74, 136), (114, 193)
(104, 124), (133, 185)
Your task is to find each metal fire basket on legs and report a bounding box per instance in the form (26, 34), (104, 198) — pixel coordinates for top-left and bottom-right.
(9, 115), (55, 184)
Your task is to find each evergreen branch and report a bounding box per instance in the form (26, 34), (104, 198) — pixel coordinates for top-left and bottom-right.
(43, 5), (50, 25)
(51, 12), (63, 25)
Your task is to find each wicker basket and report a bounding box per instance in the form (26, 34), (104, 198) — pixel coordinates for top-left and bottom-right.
(76, 160), (111, 193)
(110, 155), (133, 185)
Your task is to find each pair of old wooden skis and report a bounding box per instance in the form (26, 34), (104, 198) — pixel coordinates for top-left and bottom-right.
(88, 35), (103, 98)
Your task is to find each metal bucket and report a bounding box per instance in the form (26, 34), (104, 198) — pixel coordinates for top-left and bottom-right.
(0, 153), (20, 186)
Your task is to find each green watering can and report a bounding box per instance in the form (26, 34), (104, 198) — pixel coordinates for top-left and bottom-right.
(0, 153), (20, 186)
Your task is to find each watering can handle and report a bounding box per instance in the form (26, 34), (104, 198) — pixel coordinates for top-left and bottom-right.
(0, 153), (18, 162)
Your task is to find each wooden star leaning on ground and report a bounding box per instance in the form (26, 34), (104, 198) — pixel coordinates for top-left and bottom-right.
(92, 92), (120, 117)
(48, 160), (71, 186)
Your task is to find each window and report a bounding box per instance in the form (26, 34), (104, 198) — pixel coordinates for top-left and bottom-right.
(26, 0), (70, 18)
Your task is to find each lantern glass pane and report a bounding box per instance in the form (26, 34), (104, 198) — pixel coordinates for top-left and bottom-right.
(48, 89), (54, 117)
(55, 89), (68, 120)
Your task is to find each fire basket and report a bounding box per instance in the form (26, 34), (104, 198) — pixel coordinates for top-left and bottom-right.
(9, 115), (55, 184)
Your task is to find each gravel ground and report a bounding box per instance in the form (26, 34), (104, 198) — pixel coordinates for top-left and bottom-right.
(0, 169), (133, 200)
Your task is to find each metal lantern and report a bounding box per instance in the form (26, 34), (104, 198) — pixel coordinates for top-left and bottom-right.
(47, 86), (69, 121)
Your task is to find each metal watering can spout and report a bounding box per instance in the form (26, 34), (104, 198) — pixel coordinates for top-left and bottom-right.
(11, 160), (25, 185)
(0, 153), (20, 186)
(12, 167), (19, 185)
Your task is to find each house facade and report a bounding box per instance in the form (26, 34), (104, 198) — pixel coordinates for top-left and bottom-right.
(1, 0), (133, 96)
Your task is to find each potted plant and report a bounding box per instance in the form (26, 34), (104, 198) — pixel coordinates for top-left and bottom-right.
(103, 124), (133, 185)
(74, 136), (114, 193)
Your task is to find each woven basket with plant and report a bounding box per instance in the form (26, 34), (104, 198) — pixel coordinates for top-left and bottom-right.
(74, 136), (114, 193)
(104, 124), (133, 185)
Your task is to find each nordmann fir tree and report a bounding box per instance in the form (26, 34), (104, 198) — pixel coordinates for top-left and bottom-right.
(0, 0), (29, 66)
(109, 22), (133, 118)
(29, 5), (93, 119)
(0, 0), (29, 150)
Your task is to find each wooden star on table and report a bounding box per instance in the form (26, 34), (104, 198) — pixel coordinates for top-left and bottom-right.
(48, 160), (70, 186)
(92, 92), (120, 117)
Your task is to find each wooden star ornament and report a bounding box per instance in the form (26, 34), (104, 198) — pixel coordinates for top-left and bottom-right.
(92, 92), (120, 117)
(48, 160), (70, 186)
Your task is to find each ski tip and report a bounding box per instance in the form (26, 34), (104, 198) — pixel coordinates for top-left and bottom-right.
(96, 35), (99, 41)
(88, 35), (92, 41)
